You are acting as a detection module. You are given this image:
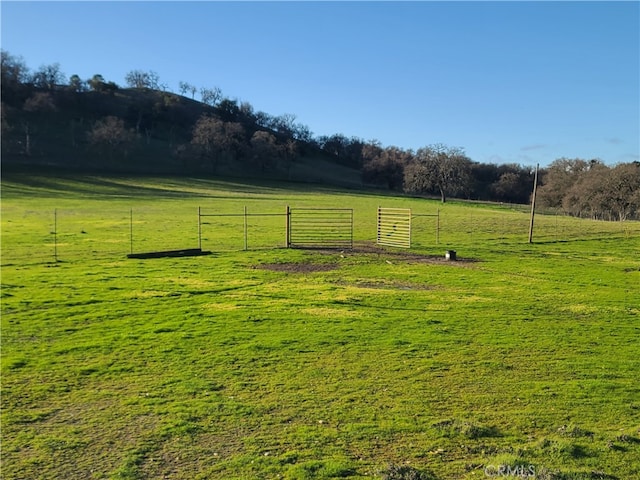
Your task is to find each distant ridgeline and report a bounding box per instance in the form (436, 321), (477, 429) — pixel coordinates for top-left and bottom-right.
(2, 51), (639, 219)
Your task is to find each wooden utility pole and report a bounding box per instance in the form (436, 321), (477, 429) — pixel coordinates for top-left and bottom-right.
(528, 164), (539, 243)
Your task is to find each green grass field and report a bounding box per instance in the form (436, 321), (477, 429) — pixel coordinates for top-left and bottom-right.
(2, 174), (639, 480)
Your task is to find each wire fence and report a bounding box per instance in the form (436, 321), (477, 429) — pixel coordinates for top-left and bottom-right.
(198, 206), (288, 252)
(2, 204), (637, 266)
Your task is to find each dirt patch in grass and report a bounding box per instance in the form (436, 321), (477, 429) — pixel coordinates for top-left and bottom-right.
(309, 242), (478, 265)
(255, 262), (340, 273)
(255, 244), (476, 273)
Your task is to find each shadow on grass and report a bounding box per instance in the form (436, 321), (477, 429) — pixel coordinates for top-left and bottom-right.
(1, 171), (383, 200)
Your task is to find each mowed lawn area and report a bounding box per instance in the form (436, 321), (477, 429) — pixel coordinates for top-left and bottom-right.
(2, 175), (639, 480)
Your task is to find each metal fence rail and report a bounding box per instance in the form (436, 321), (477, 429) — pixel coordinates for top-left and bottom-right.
(287, 208), (353, 249)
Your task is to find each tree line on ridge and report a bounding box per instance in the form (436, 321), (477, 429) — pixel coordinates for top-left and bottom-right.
(2, 51), (638, 220)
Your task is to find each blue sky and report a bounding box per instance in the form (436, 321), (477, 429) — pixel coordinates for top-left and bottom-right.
(2, 1), (638, 167)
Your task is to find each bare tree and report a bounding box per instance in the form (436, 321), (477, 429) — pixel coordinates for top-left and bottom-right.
(125, 70), (160, 89)
(536, 158), (592, 209)
(250, 130), (278, 173)
(281, 138), (298, 178)
(1, 101), (16, 156)
(88, 116), (135, 161)
(536, 158), (640, 220)
(254, 111), (274, 129)
(20, 92), (58, 156)
(223, 121), (246, 161)
(179, 81), (197, 99)
(23, 92), (56, 113)
(31, 63), (66, 90)
(200, 87), (222, 106)
(272, 113), (297, 137)
(362, 143), (410, 190)
(0, 102), (9, 134)
(191, 115), (226, 172)
(1, 50), (30, 92)
(239, 101), (254, 119)
(560, 161), (609, 218)
(319, 133), (349, 157)
(491, 172), (520, 201)
(292, 123), (313, 143)
(191, 114), (246, 172)
(404, 144), (472, 202)
(604, 162), (640, 221)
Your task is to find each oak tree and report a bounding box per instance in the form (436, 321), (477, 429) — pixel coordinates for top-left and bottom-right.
(125, 70), (160, 90)
(31, 63), (65, 90)
(404, 144), (472, 202)
(68, 74), (87, 92)
(250, 130), (278, 172)
(200, 87), (222, 106)
(191, 115), (245, 172)
(362, 141), (409, 190)
(88, 116), (135, 161)
(179, 81), (197, 99)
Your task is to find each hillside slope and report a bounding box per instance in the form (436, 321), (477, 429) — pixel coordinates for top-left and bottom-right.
(1, 85), (364, 187)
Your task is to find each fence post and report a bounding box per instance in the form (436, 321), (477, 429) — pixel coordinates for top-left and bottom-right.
(130, 208), (134, 255)
(244, 206), (248, 251)
(285, 205), (290, 248)
(436, 208), (440, 245)
(54, 209), (58, 262)
(286, 205), (291, 248)
(377, 206), (380, 244)
(409, 208), (412, 246)
(198, 206), (202, 250)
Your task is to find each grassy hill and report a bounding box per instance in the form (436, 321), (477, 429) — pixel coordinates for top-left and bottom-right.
(1, 85), (365, 187)
(2, 174), (639, 479)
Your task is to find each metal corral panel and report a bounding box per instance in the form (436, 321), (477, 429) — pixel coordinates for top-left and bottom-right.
(288, 208), (353, 249)
(377, 207), (411, 248)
